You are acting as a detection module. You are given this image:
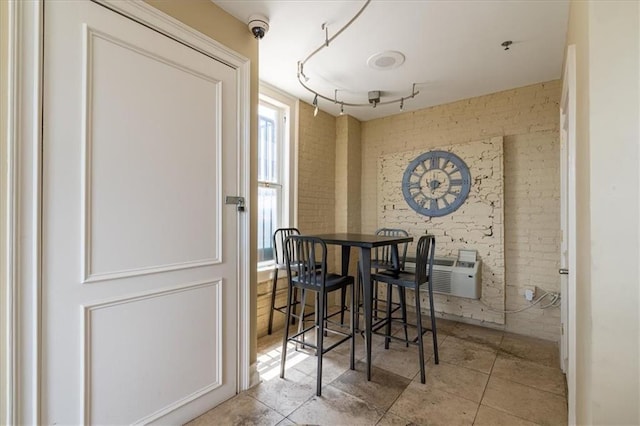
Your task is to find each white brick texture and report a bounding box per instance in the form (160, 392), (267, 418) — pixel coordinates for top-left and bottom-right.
(378, 137), (505, 325)
(503, 131), (561, 341)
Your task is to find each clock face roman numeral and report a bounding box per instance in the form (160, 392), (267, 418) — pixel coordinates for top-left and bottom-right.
(429, 156), (439, 169)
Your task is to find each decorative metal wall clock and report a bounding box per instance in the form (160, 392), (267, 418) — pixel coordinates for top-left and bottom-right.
(402, 150), (471, 217)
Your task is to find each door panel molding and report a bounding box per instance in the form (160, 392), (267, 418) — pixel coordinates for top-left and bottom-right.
(80, 24), (225, 283)
(82, 279), (224, 424)
(5, 0), (251, 422)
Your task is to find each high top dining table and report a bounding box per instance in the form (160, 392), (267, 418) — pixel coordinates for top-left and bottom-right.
(310, 233), (414, 380)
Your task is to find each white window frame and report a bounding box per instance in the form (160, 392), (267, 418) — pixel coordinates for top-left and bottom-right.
(257, 83), (297, 283)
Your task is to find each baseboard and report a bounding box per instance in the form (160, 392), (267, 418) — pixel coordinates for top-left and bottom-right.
(248, 362), (261, 389)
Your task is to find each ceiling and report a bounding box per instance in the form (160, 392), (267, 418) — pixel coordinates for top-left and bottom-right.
(212, 0), (569, 121)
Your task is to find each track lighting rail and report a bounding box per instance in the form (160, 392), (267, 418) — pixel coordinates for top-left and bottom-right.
(297, 0), (420, 114)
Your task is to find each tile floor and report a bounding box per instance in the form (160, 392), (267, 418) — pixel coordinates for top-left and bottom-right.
(187, 315), (567, 425)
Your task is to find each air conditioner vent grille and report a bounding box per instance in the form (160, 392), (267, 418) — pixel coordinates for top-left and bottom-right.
(432, 270), (452, 294)
(423, 255), (482, 299)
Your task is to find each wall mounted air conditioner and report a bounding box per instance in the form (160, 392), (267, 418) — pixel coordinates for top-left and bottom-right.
(423, 249), (482, 299)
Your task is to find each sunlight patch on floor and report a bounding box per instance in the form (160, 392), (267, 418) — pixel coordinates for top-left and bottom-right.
(257, 343), (313, 381)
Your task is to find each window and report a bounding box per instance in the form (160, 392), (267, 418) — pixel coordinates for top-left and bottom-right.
(258, 87), (295, 270)
(257, 102), (282, 264)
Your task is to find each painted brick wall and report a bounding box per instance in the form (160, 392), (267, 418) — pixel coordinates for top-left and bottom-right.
(335, 115), (362, 234)
(361, 80), (562, 341)
(297, 102), (337, 234)
(256, 101), (337, 337)
(378, 137), (505, 325)
(335, 115), (362, 273)
(503, 131), (561, 340)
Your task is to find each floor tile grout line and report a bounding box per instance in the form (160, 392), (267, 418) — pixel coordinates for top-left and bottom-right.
(375, 369), (420, 425)
(246, 377), (318, 420)
(471, 332), (503, 425)
(244, 392), (293, 421)
(279, 387), (317, 425)
(476, 334), (563, 425)
(480, 401), (546, 425)
(494, 338), (567, 399)
(228, 393), (288, 425)
(495, 349), (565, 372)
(377, 337), (488, 415)
(442, 335), (502, 355)
(489, 374), (569, 399)
(424, 367), (491, 407)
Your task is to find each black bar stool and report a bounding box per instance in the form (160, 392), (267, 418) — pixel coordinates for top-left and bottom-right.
(268, 228), (301, 335)
(371, 234), (439, 383)
(280, 235), (355, 396)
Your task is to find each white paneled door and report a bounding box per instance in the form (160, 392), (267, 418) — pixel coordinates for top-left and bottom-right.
(43, 1), (238, 424)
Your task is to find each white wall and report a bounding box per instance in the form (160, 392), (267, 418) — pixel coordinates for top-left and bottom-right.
(588, 2), (639, 423)
(567, 1), (640, 423)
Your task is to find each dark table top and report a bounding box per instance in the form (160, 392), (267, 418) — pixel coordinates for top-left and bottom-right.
(309, 233), (413, 248)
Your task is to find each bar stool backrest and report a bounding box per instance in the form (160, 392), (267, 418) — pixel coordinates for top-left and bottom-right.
(374, 228), (409, 270)
(273, 228), (300, 269)
(414, 234), (436, 286)
(283, 235), (328, 290)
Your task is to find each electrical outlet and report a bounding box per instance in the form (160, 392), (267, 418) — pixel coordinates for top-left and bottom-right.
(523, 286), (536, 301)
(524, 289), (535, 301)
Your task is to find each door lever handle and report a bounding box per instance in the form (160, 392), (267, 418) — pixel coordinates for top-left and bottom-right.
(559, 268), (569, 275)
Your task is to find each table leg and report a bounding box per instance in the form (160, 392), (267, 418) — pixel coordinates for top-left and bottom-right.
(340, 246), (351, 324)
(359, 247), (373, 381)
(391, 244), (400, 270)
(341, 246), (350, 275)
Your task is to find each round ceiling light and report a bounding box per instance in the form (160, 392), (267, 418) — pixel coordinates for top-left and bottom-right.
(367, 51), (406, 70)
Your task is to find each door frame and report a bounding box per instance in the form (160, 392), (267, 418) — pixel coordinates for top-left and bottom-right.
(560, 43), (577, 425)
(2, 1), (252, 423)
